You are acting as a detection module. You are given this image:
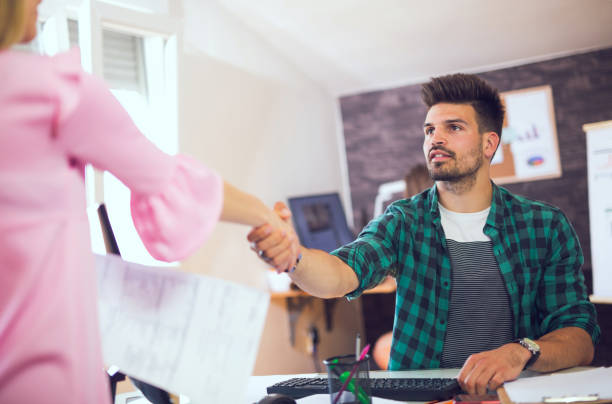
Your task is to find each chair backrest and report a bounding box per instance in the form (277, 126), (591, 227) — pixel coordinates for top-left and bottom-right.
(96, 203), (172, 404)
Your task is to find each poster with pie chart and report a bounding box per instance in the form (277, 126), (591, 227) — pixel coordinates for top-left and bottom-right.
(491, 85), (562, 184)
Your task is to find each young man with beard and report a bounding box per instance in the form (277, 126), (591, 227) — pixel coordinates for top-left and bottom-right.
(248, 74), (599, 394)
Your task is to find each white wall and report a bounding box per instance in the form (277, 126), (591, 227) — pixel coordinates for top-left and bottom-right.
(175, 0), (363, 374)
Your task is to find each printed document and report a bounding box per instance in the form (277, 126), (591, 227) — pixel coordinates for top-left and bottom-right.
(503, 367), (612, 403)
(96, 254), (270, 404)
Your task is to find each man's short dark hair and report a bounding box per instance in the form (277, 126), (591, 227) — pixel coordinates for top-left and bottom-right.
(421, 73), (505, 139)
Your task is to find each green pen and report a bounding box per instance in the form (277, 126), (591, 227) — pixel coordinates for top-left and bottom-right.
(329, 345), (372, 404)
(338, 371), (370, 404)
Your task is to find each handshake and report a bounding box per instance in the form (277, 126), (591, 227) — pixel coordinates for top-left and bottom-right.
(248, 202), (302, 273)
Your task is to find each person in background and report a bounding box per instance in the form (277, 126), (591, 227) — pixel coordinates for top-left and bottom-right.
(249, 73), (599, 395)
(0, 1), (298, 403)
(403, 164), (434, 199)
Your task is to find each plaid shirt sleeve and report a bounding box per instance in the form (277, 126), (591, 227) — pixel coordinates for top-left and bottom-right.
(536, 209), (600, 344)
(331, 204), (405, 299)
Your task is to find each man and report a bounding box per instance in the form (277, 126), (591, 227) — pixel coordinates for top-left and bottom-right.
(248, 74), (599, 395)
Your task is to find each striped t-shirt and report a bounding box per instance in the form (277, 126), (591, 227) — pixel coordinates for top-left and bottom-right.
(438, 204), (513, 368)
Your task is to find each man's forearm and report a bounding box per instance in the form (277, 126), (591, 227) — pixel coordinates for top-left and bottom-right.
(528, 327), (594, 372)
(289, 248), (359, 299)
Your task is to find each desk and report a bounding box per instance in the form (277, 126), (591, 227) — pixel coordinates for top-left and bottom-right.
(245, 368), (460, 404)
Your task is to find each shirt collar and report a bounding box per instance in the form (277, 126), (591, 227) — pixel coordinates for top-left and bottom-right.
(426, 181), (505, 229)
(427, 184), (439, 217)
(486, 182), (506, 230)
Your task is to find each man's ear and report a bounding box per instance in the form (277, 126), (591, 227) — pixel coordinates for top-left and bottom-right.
(484, 131), (501, 161)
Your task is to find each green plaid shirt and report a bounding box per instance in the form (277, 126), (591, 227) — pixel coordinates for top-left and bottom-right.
(331, 184), (600, 370)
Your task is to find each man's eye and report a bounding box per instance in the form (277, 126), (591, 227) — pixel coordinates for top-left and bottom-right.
(451, 125), (462, 131)
(425, 127), (434, 135)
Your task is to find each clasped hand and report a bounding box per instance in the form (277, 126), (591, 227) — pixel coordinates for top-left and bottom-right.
(248, 202), (301, 273)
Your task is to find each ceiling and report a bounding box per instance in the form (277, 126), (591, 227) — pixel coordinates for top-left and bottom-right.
(215, 0), (612, 96)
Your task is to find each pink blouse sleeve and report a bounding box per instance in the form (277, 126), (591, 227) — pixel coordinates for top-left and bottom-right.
(130, 155), (223, 261)
(52, 50), (224, 261)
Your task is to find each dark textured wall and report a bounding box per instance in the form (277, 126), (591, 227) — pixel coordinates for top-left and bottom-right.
(340, 47), (612, 365)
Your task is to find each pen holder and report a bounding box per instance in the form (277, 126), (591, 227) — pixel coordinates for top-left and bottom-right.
(323, 354), (371, 404)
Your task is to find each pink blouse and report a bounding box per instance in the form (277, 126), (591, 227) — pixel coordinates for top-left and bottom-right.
(0, 49), (223, 403)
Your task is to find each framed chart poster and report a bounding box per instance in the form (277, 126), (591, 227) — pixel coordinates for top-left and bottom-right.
(491, 85), (562, 184)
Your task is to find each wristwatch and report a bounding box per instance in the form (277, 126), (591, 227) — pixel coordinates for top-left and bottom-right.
(514, 337), (541, 369)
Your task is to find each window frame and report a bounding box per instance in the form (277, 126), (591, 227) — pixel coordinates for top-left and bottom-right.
(38, 0), (181, 265)
(76, 0), (179, 206)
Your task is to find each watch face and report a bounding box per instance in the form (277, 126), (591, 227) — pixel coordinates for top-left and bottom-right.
(523, 338), (540, 353)
(519, 337), (541, 369)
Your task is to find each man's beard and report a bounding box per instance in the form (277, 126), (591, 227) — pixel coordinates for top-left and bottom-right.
(428, 147), (484, 183)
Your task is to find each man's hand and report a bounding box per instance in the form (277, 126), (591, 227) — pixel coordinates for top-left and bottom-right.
(458, 327), (594, 394)
(457, 343), (529, 395)
(247, 202), (301, 273)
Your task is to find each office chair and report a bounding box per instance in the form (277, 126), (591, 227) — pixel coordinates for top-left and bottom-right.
(97, 204), (173, 404)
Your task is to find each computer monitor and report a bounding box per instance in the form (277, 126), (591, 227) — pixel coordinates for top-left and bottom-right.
(288, 193), (355, 252)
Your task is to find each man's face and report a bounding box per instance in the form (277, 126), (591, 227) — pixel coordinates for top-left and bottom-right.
(422, 103), (487, 182)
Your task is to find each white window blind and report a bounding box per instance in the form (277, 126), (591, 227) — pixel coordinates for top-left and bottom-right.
(67, 18), (79, 48)
(102, 29), (147, 95)
(100, 28), (176, 266)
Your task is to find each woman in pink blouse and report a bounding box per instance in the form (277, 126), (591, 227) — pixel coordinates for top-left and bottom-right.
(0, 1), (298, 402)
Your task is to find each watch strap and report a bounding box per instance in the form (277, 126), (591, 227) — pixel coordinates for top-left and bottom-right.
(513, 338), (540, 369)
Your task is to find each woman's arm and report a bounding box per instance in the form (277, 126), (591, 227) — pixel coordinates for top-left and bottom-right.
(221, 182), (300, 271)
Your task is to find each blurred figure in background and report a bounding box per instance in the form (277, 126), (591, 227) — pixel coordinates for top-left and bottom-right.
(404, 164), (434, 198)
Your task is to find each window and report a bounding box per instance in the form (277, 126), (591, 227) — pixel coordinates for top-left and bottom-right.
(103, 30), (147, 93)
(102, 28), (178, 266)
(36, 1), (178, 266)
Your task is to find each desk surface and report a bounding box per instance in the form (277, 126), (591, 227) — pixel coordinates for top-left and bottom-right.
(245, 367), (595, 404)
(245, 368), (461, 404)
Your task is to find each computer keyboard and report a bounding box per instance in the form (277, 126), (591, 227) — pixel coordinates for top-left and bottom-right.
(266, 376), (463, 401)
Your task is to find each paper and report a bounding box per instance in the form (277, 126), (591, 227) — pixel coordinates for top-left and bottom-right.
(96, 254), (270, 404)
(503, 367), (612, 403)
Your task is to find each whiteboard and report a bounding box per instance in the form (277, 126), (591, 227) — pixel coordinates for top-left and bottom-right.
(584, 120), (612, 301)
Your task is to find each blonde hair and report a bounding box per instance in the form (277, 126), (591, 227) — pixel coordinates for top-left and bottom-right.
(0, 0), (28, 50)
